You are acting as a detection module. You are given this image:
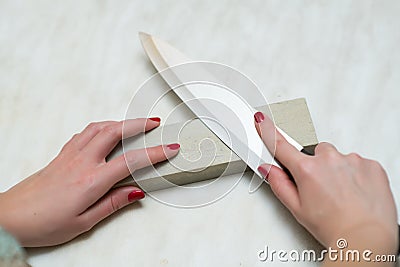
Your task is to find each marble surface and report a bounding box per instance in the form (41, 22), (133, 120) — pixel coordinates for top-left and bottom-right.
(1, 0), (399, 266)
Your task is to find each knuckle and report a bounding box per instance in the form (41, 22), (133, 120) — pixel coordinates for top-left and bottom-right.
(271, 178), (285, 197)
(125, 152), (138, 169)
(316, 142), (330, 149)
(109, 194), (122, 213)
(347, 152), (362, 161)
(275, 137), (286, 148)
(78, 215), (94, 232)
(61, 133), (80, 151)
(147, 146), (164, 164)
(314, 142), (326, 151)
(102, 125), (121, 139)
(71, 133), (80, 140)
(368, 159), (379, 167)
(315, 142), (337, 155)
(345, 153), (365, 168)
(369, 159), (386, 173)
(323, 149), (341, 162)
(87, 122), (100, 131)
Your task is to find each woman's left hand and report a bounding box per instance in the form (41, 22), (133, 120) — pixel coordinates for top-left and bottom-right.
(0, 118), (179, 247)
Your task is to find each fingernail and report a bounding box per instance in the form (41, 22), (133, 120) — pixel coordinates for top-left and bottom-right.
(254, 112), (265, 123)
(257, 165), (270, 181)
(128, 189), (145, 202)
(167, 143), (180, 150)
(149, 117), (161, 122)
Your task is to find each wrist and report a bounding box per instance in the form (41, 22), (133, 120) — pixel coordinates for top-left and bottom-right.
(0, 191), (17, 239)
(343, 222), (396, 253)
(0, 191), (10, 227)
(323, 222), (398, 266)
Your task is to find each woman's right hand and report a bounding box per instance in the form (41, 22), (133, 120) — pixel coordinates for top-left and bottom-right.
(254, 111), (398, 265)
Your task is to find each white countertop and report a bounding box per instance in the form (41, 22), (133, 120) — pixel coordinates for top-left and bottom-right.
(1, 1), (399, 266)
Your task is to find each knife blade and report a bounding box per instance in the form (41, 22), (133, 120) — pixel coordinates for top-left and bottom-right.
(138, 32), (304, 190)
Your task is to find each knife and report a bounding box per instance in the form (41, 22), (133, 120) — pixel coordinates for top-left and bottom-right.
(138, 32), (305, 192)
(139, 33), (400, 254)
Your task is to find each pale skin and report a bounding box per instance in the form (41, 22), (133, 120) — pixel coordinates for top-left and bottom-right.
(254, 111), (398, 266)
(0, 114), (398, 266)
(0, 118), (180, 247)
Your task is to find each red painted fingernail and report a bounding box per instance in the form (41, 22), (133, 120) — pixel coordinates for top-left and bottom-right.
(167, 143), (180, 150)
(258, 166), (270, 181)
(254, 112), (265, 123)
(128, 189), (145, 202)
(149, 117), (161, 122)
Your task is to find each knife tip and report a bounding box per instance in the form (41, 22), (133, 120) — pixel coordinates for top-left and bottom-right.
(138, 31), (151, 41)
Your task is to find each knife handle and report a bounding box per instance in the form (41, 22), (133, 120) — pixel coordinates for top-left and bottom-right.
(300, 148), (314, 156)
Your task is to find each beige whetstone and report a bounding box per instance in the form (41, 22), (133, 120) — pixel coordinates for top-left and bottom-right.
(110, 98), (318, 191)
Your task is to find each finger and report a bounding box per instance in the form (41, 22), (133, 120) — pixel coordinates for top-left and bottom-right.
(93, 143), (180, 197)
(61, 121), (115, 152)
(258, 164), (301, 214)
(314, 142), (338, 155)
(78, 186), (144, 230)
(254, 111), (305, 171)
(84, 118), (161, 160)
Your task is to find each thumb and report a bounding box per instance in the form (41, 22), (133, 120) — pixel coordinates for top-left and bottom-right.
(258, 164), (301, 215)
(79, 186), (144, 228)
